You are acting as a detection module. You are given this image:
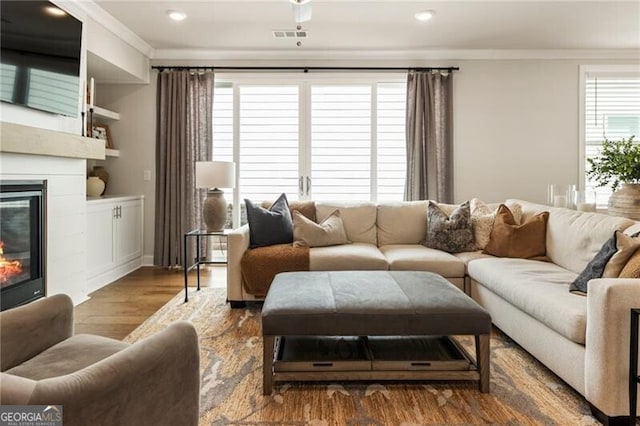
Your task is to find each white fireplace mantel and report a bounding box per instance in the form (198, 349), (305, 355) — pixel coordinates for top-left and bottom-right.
(0, 121), (105, 160)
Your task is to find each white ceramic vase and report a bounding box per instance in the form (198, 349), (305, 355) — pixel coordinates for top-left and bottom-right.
(86, 176), (105, 198)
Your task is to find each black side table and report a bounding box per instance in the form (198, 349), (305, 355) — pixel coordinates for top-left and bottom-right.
(631, 308), (639, 425)
(183, 229), (230, 302)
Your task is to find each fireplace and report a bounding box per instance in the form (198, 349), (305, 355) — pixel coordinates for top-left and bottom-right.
(0, 180), (46, 311)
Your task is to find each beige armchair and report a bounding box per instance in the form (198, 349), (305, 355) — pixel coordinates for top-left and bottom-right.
(0, 294), (200, 426)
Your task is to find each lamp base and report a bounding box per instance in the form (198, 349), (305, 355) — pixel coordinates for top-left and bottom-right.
(203, 189), (227, 232)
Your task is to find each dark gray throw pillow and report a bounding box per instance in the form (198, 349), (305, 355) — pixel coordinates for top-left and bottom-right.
(569, 231), (618, 295)
(245, 193), (293, 248)
(424, 200), (476, 253)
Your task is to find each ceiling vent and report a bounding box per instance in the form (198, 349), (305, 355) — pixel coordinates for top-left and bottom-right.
(273, 30), (308, 39)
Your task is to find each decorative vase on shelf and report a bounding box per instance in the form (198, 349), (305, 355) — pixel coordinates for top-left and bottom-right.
(86, 176), (105, 198)
(89, 166), (109, 194)
(608, 183), (640, 220)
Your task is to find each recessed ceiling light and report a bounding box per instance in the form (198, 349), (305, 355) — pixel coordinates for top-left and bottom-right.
(44, 6), (67, 17)
(415, 10), (435, 22)
(290, 0), (311, 4)
(167, 10), (187, 21)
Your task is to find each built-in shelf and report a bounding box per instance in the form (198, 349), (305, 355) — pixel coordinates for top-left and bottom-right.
(105, 148), (120, 157)
(89, 105), (120, 121)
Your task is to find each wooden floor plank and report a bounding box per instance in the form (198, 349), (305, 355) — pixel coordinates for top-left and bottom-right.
(74, 265), (226, 340)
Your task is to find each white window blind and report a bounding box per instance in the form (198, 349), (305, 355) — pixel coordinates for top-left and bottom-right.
(310, 85), (371, 201)
(377, 82), (407, 201)
(239, 85), (300, 203)
(212, 84), (233, 163)
(584, 74), (640, 207)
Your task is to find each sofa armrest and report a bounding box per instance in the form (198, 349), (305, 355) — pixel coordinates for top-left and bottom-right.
(227, 225), (250, 301)
(28, 321), (200, 426)
(585, 278), (640, 417)
(1, 294), (73, 371)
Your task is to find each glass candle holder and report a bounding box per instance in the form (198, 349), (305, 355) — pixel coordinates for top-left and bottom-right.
(548, 184), (576, 208)
(574, 190), (597, 212)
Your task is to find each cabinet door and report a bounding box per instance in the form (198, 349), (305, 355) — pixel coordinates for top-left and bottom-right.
(116, 199), (143, 264)
(86, 202), (116, 278)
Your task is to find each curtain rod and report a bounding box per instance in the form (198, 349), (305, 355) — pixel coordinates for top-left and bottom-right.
(152, 66), (459, 73)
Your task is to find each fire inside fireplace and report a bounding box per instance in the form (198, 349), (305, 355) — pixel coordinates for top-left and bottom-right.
(0, 180), (46, 311)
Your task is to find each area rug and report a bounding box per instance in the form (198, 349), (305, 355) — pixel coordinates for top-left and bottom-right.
(124, 288), (600, 425)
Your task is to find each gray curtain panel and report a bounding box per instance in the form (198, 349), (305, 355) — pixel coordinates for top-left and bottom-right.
(154, 70), (214, 267)
(404, 71), (453, 203)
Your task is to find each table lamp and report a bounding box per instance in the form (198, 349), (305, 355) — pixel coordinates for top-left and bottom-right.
(195, 161), (235, 232)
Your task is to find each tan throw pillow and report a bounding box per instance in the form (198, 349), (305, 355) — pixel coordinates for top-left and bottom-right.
(293, 209), (349, 248)
(603, 232), (640, 278)
(619, 248), (640, 278)
(470, 199), (522, 250)
(483, 204), (549, 259)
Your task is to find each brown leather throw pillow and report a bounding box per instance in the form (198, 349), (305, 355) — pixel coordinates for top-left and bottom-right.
(483, 204), (549, 260)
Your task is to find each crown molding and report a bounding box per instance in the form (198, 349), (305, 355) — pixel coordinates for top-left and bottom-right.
(72, 0), (154, 58)
(152, 48), (640, 61)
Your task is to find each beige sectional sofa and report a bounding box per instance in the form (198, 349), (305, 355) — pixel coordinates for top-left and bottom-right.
(227, 199), (640, 423)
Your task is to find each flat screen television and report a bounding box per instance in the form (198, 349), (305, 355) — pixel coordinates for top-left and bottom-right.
(0, 1), (82, 117)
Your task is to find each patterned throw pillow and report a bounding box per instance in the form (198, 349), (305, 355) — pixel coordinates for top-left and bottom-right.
(424, 200), (476, 253)
(482, 204), (549, 260)
(293, 209), (350, 248)
(470, 199), (523, 250)
(245, 193), (293, 248)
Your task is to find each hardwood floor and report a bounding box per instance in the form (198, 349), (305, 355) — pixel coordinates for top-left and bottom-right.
(74, 265), (226, 339)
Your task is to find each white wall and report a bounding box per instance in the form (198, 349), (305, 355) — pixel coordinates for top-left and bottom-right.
(453, 60), (580, 204)
(98, 58), (639, 261)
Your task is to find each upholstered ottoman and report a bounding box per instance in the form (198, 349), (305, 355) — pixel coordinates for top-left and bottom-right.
(261, 270), (491, 394)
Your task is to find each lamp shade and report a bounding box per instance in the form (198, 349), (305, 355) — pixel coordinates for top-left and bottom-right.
(195, 161), (235, 189)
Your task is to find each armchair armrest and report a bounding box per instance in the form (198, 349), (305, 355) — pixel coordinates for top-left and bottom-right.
(28, 321), (200, 426)
(1, 294), (73, 371)
(585, 278), (640, 417)
(227, 225), (250, 301)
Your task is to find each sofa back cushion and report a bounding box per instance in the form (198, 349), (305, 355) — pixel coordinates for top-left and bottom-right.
(508, 199), (635, 274)
(376, 201), (428, 246)
(316, 202), (377, 245)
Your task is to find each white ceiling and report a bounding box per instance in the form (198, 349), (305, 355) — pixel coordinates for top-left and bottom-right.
(95, 0), (640, 58)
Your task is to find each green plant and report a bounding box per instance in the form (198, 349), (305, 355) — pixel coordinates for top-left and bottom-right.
(586, 135), (640, 191)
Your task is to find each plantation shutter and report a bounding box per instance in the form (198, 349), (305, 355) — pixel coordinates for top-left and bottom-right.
(377, 82), (407, 201)
(584, 74), (640, 206)
(238, 85), (300, 203)
(310, 85), (372, 201)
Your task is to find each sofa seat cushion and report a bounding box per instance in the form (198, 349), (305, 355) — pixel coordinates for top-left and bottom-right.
(310, 243), (388, 270)
(379, 245), (465, 278)
(6, 334), (129, 380)
(454, 251), (494, 274)
(468, 258), (586, 344)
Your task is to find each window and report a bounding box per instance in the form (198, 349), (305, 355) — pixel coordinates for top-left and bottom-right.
(582, 66), (640, 207)
(213, 77), (407, 227)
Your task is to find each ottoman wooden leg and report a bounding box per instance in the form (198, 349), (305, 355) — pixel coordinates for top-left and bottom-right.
(476, 334), (490, 393)
(263, 335), (275, 395)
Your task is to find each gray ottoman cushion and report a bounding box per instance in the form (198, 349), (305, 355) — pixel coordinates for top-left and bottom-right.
(261, 271), (491, 336)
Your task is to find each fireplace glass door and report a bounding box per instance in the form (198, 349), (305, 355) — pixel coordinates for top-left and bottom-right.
(0, 181), (45, 310)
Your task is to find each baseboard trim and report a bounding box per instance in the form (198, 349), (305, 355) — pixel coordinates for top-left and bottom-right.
(142, 254), (154, 267)
(589, 403), (633, 426)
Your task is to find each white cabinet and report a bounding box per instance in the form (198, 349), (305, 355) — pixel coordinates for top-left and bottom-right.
(86, 196), (143, 293)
